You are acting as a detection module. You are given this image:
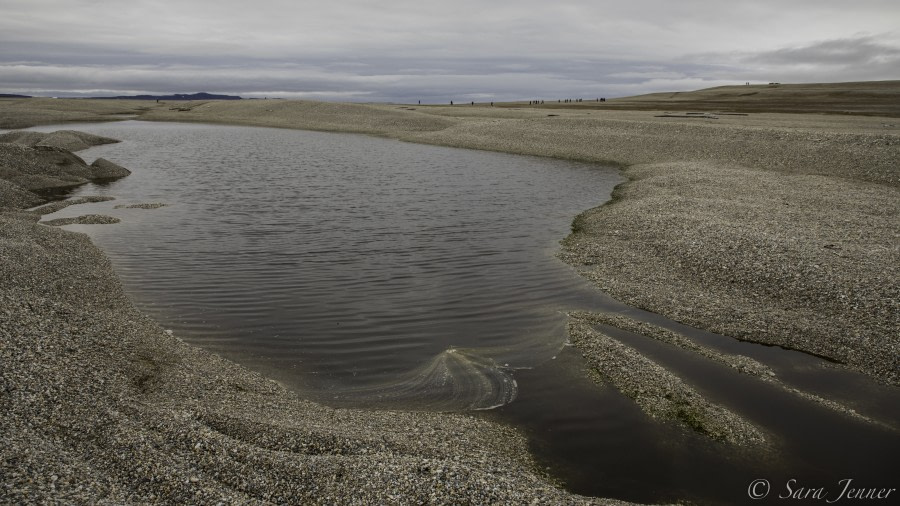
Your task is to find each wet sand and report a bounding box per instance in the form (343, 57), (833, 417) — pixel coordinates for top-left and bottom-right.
(1, 91), (898, 503)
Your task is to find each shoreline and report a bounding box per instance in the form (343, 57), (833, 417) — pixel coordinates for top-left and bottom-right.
(0, 114), (627, 504)
(1, 209), (608, 504)
(136, 99), (898, 385)
(2, 97), (898, 502)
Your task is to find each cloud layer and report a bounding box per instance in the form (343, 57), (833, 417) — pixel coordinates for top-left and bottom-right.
(2, 0), (899, 101)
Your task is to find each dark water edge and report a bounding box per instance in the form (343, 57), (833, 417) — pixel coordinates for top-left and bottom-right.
(30, 184), (84, 200)
(27, 121), (899, 505)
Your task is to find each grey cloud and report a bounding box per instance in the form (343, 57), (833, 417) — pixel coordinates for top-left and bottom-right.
(745, 36), (900, 66)
(0, 56), (734, 103)
(686, 35), (900, 86)
(3, 1), (899, 100)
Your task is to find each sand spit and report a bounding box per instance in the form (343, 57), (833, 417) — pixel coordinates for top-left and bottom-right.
(567, 321), (766, 446)
(142, 99), (456, 134)
(569, 312), (872, 423)
(0, 98), (148, 129)
(570, 311), (775, 377)
(40, 214), (121, 226)
(114, 202), (169, 209)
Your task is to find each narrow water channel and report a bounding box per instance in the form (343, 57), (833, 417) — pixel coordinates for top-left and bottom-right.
(28, 121), (898, 504)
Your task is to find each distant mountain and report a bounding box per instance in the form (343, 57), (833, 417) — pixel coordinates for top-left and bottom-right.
(0, 94), (32, 98)
(94, 92), (242, 101)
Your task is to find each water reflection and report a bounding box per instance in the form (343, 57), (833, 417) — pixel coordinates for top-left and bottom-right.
(35, 120), (621, 408)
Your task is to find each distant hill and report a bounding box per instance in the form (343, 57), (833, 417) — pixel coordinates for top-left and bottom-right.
(94, 92), (242, 101)
(614, 81), (900, 116)
(607, 80), (900, 115)
(507, 81), (900, 117)
(0, 94), (32, 98)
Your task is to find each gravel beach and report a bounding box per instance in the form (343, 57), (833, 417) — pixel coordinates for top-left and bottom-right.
(1, 90), (898, 503)
(0, 119), (628, 504)
(1, 211), (616, 504)
(129, 96), (898, 385)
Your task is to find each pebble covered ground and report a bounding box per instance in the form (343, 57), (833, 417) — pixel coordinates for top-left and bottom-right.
(0, 131), (129, 193)
(40, 214), (121, 226)
(0, 129), (120, 152)
(114, 202), (169, 209)
(1, 98), (898, 503)
(559, 161), (898, 386)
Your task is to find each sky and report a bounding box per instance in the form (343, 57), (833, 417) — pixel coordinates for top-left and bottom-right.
(2, 0), (899, 102)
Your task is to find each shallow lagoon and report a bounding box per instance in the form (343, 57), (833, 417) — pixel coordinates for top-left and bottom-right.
(35, 121), (899, 504)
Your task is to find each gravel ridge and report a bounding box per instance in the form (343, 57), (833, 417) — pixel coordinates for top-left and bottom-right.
(569, 312), (873, 423)
(40, 214), (121, 226)
(0, 130), (130, 203)
(0, 129), (120, 152)
(566, 321), (767, 446)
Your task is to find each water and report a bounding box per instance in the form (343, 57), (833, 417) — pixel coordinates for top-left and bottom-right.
(33, 121), (621, 408)
(28, 121), (899, 504)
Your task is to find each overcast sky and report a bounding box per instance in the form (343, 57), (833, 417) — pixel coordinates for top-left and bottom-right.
(2, 0), (899, 102)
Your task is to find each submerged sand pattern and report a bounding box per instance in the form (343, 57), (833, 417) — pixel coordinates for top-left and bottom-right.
(325, 348), (519, 411)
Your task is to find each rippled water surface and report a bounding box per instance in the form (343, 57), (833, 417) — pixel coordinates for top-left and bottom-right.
(38, 121), (622, 409)
(31, 121), (898, 505)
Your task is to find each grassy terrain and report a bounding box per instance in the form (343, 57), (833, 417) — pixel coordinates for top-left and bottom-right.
(495, 80), (900, 117)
